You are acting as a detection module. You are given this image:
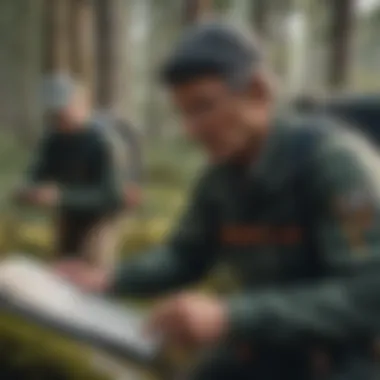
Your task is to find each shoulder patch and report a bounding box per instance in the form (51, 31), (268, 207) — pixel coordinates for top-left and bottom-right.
(333, 188), (375, 257)
(334, 188), (374, 221)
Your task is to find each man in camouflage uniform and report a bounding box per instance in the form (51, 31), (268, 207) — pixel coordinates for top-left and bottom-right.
(57, 25), (380, 379)
(14, 74), (137, 272)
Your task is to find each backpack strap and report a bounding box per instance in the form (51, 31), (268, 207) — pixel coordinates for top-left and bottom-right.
(114, 119), (144, 184)
(92, 112), (144, 183)
(290, 125), (327, 278)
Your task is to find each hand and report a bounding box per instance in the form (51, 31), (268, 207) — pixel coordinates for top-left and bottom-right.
(53, 259), (110, 293)
(148, 292), (228, 348)
(31, 184), (60, 207)
(124, 184), (142, 210)
(15, 184), (60, 207)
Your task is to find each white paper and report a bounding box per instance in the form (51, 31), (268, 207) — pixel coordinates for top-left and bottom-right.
(0, 255), (160, 359)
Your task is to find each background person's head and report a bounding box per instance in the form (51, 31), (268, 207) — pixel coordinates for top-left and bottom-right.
(161, 23), (275, 163)
(41, 74), (91, 132)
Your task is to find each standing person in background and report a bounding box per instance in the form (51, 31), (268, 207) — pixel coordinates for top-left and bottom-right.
(56, 25), (380, 379)
(13, 74), (139, 272)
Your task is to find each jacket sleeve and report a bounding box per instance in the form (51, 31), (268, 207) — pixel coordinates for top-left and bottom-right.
(60, 136), (125, 212)
(26, 134), (53, 183)
(109, 170), (220, 297)
(226, 131), (380, 345)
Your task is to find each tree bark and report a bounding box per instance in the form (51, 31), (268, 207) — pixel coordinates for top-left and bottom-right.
(94, 0), (128, 115)
(144, 0), (182, 139)
(42, 0), (71, 74)
(251, 0), (270, 39)
(94, 0), (115, 109)
(19, 0), (44, 145)
(0, 0), (43, 145)
(271, 0), (293, 78)
(327, 0), (355, 91)
(68, 0), (96, 95)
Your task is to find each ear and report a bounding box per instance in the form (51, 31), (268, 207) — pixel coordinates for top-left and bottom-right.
(246, 71), (273, 103)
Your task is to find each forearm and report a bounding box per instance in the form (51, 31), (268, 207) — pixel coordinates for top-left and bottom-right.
(226, 269), (379, 345)
(13, 185), (40, 206)
(61, 185), (124, 212)
(109, 247), (207, 298)
(107, 168), (218, 298)
(25, 134), (53, 183)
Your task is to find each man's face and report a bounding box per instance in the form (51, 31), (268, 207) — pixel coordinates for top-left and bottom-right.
(48, 90), (90, 132)
(48, 108), (74, 132)
(170, 76), (271, 162)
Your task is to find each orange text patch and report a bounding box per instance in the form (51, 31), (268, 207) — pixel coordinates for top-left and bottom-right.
(221, 225), (302, 246)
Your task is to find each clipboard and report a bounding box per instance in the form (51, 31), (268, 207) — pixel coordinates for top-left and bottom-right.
(0, 255), (174, 378)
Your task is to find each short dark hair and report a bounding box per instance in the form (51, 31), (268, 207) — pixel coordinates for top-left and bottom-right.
(161, 23), (263, 88)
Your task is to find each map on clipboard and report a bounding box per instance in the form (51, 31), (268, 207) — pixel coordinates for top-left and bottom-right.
(0, 255), (163, 366)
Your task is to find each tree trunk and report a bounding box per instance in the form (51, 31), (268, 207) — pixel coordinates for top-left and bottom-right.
(182, 0), (213, 25)
(144, 0), (182, 139)
(18, 0), (44, 145)
(251, 0), (270, 39)
(68, 0), (96, 96)
(271, 0), (293, 78)
(0, 0), (43, 146)
(94, 0), (115, 109)
(327, 0), (355, 91)
(42, 0), (71, 74)
(94, 0), (128, 115)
